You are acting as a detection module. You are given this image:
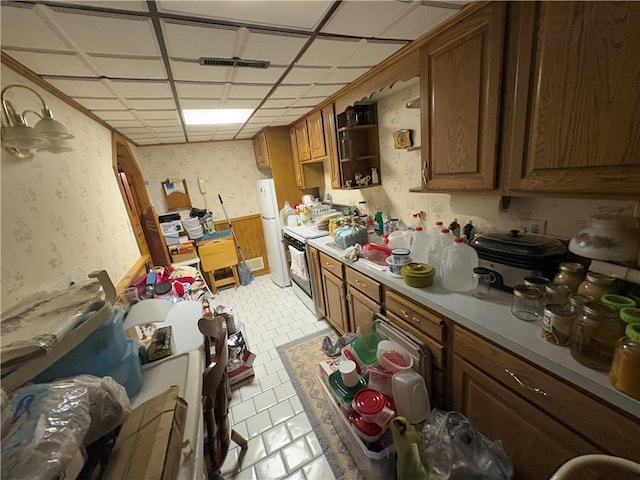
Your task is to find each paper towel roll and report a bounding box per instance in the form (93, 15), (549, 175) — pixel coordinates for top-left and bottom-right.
(339, 360), (359, 387)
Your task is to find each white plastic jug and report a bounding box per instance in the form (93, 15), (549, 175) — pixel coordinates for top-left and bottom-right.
(410, 226), (431, 264)
(387, 230), (414, 250)
(441, 237), (479, 292)
(426, 228), (453, 277)
(429, 221), (445, 238)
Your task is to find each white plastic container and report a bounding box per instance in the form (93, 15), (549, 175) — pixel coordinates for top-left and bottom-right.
(387, 230), (413, 249)
(410, 226), (431, 264)
(441, 237), (479, 292)
(428, 221), (445, 238)
(425, 228), (454, 277)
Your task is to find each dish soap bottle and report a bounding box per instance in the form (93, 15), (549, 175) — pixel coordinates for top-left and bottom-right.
(280, 201), (294, 225)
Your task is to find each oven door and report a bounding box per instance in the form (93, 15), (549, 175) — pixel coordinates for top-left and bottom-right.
(282, 233), (312, 298)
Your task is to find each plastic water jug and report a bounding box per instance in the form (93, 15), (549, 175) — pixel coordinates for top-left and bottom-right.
(426, 228), (454, 277)
(387, 230), (414, 250)
(410, 226), (431, 264)
(429, 221), (444, 238)
(441, 237), (479, 292)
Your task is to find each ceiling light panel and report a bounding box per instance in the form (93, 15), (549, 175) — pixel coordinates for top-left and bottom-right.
(88, 55), (167, 79)
(156, 0), (333, 31)
(270, 85), (312, 99)
(0, 5), (72, 51)
(297, 37), (361, 67)
(242, 31), (309, 65)
(321, 67), (370, 84)
(379, 4), (458, 40)
(44, 78), (114, 97)
(127, 99), (177, 110)
(110, 81), (173, 98)
(233, 67), (288, 84)
(183, 109), (253, 125)
(50, 9), (160, 56)
(176, 83), (225, 99)
(162, 21), (238, 59)
(4, 51), (95, 77)
(321, 1), (413, 37)
(226, 84), (272, 99)
(171, 60), (232, 82)
(284, 67), (332, 84)
(340, 40), (407, 67)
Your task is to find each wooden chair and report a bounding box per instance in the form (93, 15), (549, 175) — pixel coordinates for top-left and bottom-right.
(198, 315), (248, 476)
(199, 238), (240, 293)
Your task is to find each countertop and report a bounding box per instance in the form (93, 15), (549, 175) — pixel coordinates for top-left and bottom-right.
(308, 235), (640, 418)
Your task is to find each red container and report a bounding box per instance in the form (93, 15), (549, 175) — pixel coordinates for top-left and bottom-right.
(362, 244), (391, 265)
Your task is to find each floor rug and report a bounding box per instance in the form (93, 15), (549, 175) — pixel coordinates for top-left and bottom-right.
(277, 329), (364, 480)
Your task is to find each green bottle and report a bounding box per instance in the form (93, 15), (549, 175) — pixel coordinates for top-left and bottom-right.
(374, 211), (384, 236)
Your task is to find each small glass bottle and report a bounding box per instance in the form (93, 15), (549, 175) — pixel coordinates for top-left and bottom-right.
(568, 293), (594, 318)
(472, 267), (494, 299)
(577, 272), (617, 298)
(371, 167), (379, 184)
(544, 283), (571, 306)
(553, 262), (586, 292)
(512, 285), (544, 321)
(610, 323), (640, 400)
(570, 302), (624, 370)
(340, 131), (354, 159)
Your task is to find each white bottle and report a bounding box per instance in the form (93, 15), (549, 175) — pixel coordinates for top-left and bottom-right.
(429, 221), (444, 238)
(410, 225), (431, 264)
(426, 228), (454, 277)
(441, 237), (479, 292)
(371, 167), (379, 184)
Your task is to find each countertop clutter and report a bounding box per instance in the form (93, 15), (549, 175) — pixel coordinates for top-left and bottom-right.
(308, 235), (640, 418)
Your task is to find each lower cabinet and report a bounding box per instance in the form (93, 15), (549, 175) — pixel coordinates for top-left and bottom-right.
(347, 286), (381, 333)
(308, 247), (325, 318)
(322, 269), (348, 335)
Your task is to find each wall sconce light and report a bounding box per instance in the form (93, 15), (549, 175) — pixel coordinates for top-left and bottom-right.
(1, 84), (74, 159)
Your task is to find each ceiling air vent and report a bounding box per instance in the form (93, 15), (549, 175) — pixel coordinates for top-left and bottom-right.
(198, 57), (270, 69)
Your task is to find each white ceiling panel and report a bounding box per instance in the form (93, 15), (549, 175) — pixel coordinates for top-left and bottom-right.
(1, 5), (71, 51)
(136, 110), (181, 120)
(270, 85), (312, 99)
(321, 67), (369, 84)
(179, 99), (224, 109)
(262, 98), (296, 108)
(162, 21), (238, 59)
(50, 10), (159, 56)
(292, 96), (326, 107)
(233, 66), (287, 84)
(341, 40), (407, 67)
(285, 106), (314, 116)
(269, 120), (293, 126)
(176, 83), (225, 99)
(297, 37), (360, 67)
(277, 115), (305, 122)
(74, 98), (127, 109)
(152, 126), (185, 133)
(110, 81), (173, 98)
(156, 1), (333, 31)
(242, 31), (309, 65)
(144, 119), (183, 127)
(305, 84), (346, 97)
(213, 134), (235, 140)
(45, 78), (114, 97)
(89, 55), (166, 79)
(107, 119), (146, 128)
(321, 1), (412, 38)
(255, 109), (287, 117)
(171, 60), (232, 82)
(226, 84), (272, 99)
(157, 135), (186, 142)
(379, 4), (458, 40)
(186, 125), (216, 133)
(222, 99), (261, 108)
(53, 1), (149, 12)
(127, 99), (177, 110)
(91, 110), (137, 121)
(283, 67), (332, 84)
(4, 50), (95, 77)
(136, 138), (161, 144)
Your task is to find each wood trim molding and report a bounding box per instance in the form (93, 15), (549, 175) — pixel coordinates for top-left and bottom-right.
(115, 255), (150, 294)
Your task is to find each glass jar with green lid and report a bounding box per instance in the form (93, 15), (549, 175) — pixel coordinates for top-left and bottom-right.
(553, 262), (586, 292)
(620, 307), (640, 326)
(576, 272), (617, 298)
(600, 294), (637, 311)
(571, 302), (624, 370)
(609, 323), (640, 400)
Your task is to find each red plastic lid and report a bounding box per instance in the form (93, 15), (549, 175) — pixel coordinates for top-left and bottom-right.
(435, 221), (443, 226)
(441, 228), (450, 234)
(342, 348), (362, 374)
(353, 388), (386, 415)
(415, 226), (423, 231)
(454, 237), (464, 243)
(348, 410), (382, 436)
(363, 243), (391, 254)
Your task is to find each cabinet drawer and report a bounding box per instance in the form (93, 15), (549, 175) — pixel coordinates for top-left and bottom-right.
(320, 252), (343, 279)
(386, 311), (445, 370)
(346, 268), (381, 303)
(385, 290), (445, 342)
(455, 326), (640, 463)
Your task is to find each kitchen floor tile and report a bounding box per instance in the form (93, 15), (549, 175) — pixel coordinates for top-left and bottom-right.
(253, 388), (278, 412)
(268, 399), (295, 425)
(229, 466), (257, 480)
(231, 398), (256, 423)
(255, 452), (288, 480)
(277, 368), (291, 383)
(221, 446), (240, 478)
(260, 371), (283, 391)
(233, 420), (249, 442)
(305, 433), (322, 458)
(245, 410), (273, 438)
(239, 381), (262, 401)
(274, 381), (296, 402)
(283, 469), (306, 480)
(263, 423), (292, 454)
(285, 413), (313, 440)
(281, 437), (313, 472)
(302, 456), (335, 480)
(265, 357), (285, 373)
(237, 435), (268, 470)
(289, 396), (304, 414)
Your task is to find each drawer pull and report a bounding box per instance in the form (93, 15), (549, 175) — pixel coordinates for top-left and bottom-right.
(504, 369), (548, 397)
(355, 279), (367, 288)
(401, 308), (420, 324)
(325, 262), (334, 269)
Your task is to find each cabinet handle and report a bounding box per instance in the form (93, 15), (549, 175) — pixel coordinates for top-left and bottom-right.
(325, 262), (334, 269)
(421, 163), (427, 186)
(355, 279), (367, 288)
(504, 369), (548, 397)
(401, 308), (420, 324)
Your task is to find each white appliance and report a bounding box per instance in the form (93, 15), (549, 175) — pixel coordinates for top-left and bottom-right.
(257, 178), (290, 287)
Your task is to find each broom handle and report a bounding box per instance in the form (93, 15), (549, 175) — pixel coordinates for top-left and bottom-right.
(218, 194), (246, 263)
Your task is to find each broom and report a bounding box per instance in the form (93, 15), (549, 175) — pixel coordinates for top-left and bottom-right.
(218, 194), (252, 286)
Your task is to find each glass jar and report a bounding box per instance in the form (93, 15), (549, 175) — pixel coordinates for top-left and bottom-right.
(577, 272), (617, 298)
(610, 323), (640, 400)
(570, 302), (624, 370)
(568, 293), (594, 318)
(524, 276), (550, 291)
(512, 285), (544, 321)
(553, 262), (586, 292)
(472, 267), (494, 299)
(544, 283), (571, 306)
(542, 304), (577, 346)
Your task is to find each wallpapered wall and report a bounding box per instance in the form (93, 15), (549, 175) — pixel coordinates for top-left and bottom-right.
(133, 140), (268, 221)
(1, 66), (140, 308)
(323, 80), (636, 240)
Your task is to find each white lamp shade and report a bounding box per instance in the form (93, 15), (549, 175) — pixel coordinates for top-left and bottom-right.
(34, 117), (74, 140)
(37, 139), (74, 153)
(1, 124), (50, 149)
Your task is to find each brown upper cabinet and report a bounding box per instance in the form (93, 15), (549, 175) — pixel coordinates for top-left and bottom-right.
(252, 130), (270, 170)
(307, 110), (327, 160)
(419, 1), (505, 192)
(504, 2), (640, 199)
(294, 120), (311, 162)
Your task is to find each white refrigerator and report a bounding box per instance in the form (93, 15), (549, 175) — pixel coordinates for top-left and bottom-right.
(257, 178), (290, 287)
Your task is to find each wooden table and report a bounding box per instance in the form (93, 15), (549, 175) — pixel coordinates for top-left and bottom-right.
(197, 237), (239, 293)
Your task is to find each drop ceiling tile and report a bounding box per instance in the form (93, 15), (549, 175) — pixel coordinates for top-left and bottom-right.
(53, 1), (149, 12)
(341, 40), (406, 67)
(1, 4), (71, 51)
(128, 133), (157, 139)
(233, 66), (287, 84)
(321, 1), (412, 37)
(110, 81), (173, 98)
(128, 99), (176, 110)
(74, 98), (127, 110)
(291, 96), (326, 107)
(107, 119), (146, 128)
(176, 83), (225, 99)
(321, 67), (369, 84)
(278, 115), (304, 122)
(179, 99), (224, 109)
(222, 99), (262, 108)
(92, 110), (137, 121)
(88, 55), (166, 79)
(118, 127), (153, 134)
(136, 110), (181, 120)
(152, 127), (185, 134)
(226, 84), (272, 99)
(262, 98), (296, 109)
(45, 78), (114, 97)
(285, 106), (314, 116)
(379, 4), (458, 40)
(249, 115), (279, 122)
(297, 37), (360, 67)
(269, 120), (293, 126)
(4, 50), (95, 77)
(305, 84), (346, 97)
(270, 85), (312, 99)
(162, 20), (238, 59)
(235, 133), (253, 139)
(144, 119), (183, 127)
(50, 9), (159, 55)
(136, 138), (161, 145)
(242, 30), (309, 65)
(157, 135), (186, 142)
(156, 0), (333, 31)
(213, 133), (235, 140)
(171, 60), (232, 82)
(283, 67), (332, 84)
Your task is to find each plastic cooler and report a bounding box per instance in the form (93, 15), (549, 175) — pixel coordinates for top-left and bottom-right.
(317, 368), (396, 479)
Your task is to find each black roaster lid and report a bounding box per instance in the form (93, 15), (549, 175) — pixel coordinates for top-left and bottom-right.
(470, 230), (567, 258)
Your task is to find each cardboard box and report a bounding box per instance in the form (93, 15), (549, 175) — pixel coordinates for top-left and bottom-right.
(103, 386), (187, 480)
(171, 251), (198, 264)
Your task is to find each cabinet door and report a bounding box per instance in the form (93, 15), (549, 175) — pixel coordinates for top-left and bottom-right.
(322, 269), (348, 335)
(347, 286), (381, 333)
(420, 2), (504, 191)
(453, 355), (607, 480)
(506, 2), (640, 198)
(307, 110), (327, 160)
(288, 126), (304, 188)
(253, 131), (270, 169)
(309, 247), (326, 318)
(322, 105), (342, 189)
(294, 120), (311, 162)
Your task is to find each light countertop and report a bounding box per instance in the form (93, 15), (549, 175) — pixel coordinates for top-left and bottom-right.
(308, 236), (640, 418)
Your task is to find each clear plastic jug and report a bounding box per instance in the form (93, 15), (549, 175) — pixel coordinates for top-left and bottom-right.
(426, 228), (453, 277)
(441, 237), (479, 292)
(410, 226), (431, 264)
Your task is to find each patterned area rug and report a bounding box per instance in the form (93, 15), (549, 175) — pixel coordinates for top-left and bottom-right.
(276, 329), (364, 480)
